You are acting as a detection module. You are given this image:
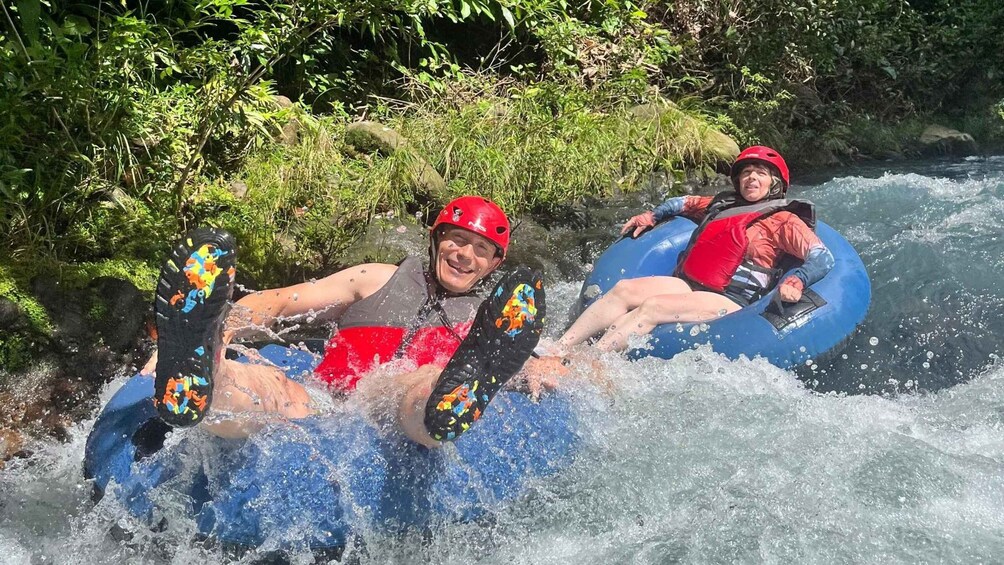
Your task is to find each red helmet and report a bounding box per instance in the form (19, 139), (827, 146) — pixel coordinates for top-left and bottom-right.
(432, 196), (510, 256)
(731, 146), (789, 195)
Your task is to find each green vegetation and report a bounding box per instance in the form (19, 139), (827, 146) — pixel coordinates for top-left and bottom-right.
(394, 78), (734, 214)
(0, 264), (51, 372)
(0, 0), (1003, 351)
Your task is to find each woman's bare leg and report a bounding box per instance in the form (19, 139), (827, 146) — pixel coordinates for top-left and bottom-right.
(558, 276), (692, 348)
(595, 291), (741, 351)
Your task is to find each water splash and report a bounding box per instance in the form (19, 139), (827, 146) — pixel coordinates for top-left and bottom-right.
(3, 158), (1004, 562)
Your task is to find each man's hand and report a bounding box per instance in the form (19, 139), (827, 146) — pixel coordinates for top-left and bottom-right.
(517, 356), (569, 400)
(620, 211), (657, 238)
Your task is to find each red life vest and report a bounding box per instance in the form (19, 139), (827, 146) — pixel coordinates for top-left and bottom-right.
(677, 199), (815, 296)
(313, 257), (482, 391)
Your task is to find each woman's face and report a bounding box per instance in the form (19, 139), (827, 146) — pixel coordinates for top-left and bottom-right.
(434, 226), (502, 293)
(737, 163), (774, 202)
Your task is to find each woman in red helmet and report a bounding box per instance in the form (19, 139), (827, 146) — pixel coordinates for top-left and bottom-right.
(145, 196), (545, 448)
(554, 146), (834, 352)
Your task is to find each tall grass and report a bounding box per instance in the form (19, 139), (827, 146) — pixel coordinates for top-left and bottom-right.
(394, 77), (726, 215)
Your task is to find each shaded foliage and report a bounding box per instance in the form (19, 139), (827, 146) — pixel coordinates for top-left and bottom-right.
(0, 0), (1002, 271)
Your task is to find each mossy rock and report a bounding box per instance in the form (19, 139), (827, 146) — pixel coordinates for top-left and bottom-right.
(628, 102), (739, 170)
(87, 277), (147, 353)
(698, 123), (741, 171)
(345, 121), (448, 199)
(345, 121), (408, 155)
(0, 329), (43, 374)
(629, 101), (678, 122)
(0, 297), (27, 332)
(918, 125), (978, 156)
(400, 152), (449, 199)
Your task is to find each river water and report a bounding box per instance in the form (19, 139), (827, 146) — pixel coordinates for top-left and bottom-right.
(2, 157), (1004, 563)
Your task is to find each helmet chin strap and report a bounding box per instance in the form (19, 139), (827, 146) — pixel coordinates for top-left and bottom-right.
(428, 231), (447, 293)
(767, 177), (785, 199)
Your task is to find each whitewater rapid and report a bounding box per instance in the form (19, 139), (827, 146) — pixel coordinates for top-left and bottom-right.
(3, 157), (1004, 563)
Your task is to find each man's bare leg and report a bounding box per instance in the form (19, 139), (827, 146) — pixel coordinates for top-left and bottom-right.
(201, 358), (317, 439)
(153, 228), (318, 438)
(373, 267), (546, 448)
(394, 365), (443, 448)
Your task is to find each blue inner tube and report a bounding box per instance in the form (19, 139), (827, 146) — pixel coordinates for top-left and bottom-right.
(84, 344), (579, 550)
(575, 218), (871, 368)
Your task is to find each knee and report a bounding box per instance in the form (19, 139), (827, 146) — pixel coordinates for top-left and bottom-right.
(635, 298), (670, 325)
(607, 279), (638, 304)
(263, 372), (311, 414)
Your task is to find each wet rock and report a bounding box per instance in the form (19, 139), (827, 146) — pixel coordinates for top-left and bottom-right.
(30, 276), (146, 357)
(0, 298), (27, 331)
(20, 400), (43, 424)
(30, 278), (87, 353)
(41, 412), (71, 442)
(682, 171), (731, 197)
(0, 428), (24, 463)
(337, 215), (427, 267)
(919, 125), (978, 156)
(57, 343), (118, 394)
(88, 277), (146, 353)
(50, 375), (86, 412)
(505, 220), (552, 275)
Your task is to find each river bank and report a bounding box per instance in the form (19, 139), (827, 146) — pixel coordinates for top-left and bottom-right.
(0, 115), (992, 469)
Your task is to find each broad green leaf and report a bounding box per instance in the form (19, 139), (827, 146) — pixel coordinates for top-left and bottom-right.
(14, 0), (41, 45)
(500, 5), (515, 28)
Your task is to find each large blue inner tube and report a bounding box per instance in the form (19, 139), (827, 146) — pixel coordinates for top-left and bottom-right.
(576, 217), (871, 368)
(84, 344), (580, 550)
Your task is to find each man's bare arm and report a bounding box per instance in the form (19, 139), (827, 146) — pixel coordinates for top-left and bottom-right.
(224, 263), (397, 343)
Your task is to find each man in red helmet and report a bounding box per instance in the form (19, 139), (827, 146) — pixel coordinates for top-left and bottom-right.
(550, 146), (834, 352)
(145, 196), (545, 448)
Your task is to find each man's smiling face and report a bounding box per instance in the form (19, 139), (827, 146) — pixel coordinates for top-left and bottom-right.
(434, 226), (502, 293)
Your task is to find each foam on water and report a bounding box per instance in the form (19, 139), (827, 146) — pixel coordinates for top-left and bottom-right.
(3, 158), (1004, 563)
(797, 160), (1004, 393)
(4, 351), (1004, 563)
